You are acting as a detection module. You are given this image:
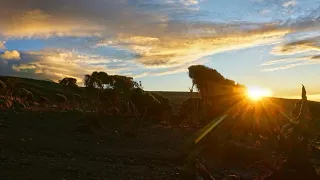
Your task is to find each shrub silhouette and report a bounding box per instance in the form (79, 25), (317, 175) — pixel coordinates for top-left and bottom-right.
(84, 74), (103, 89)
(39, 96), (49, 104)
(188, 65), (245, 100)
(188, 65), (246, 124)
(55, 94), (67, 103)
(19, 88), (34, 101)
(130, 90), (172, 122)
(0, 80), (6, 95)
(59, 77), (78, 87)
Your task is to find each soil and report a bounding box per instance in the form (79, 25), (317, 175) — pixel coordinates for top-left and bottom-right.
(0, 110), (195, 180)
(2, 109), (320, 180)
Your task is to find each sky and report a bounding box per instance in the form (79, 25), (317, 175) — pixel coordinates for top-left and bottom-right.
(0, 0), (320, 101)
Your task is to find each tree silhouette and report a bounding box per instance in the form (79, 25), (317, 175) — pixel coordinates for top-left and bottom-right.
(188, 65), (229, 99)
(59, 77), (77, 87)
(91, 71), (112, 88)
(84, 74), (102, 89)
(187, 65), (246, 121)
(111, 75), (135, 93)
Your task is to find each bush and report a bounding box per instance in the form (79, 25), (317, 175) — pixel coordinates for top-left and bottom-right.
(130, 91), (172, 121)
(72, 94), (81, 102)
(0, 80), (6, 95)
(19, 88), (34, 101)
(39, 96), (49, 104)
(13, 100), (26, 110)
(55, 94), (67, 103)
(0, 99), (13, 109)
(179, 98), (203, 115)
(176, 98), (204, 126)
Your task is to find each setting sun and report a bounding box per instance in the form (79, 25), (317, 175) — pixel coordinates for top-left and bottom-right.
(247, 86), (273, 100)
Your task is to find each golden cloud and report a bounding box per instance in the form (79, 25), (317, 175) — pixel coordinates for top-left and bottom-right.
(1, 50), (21, 60)
(180, 0), (199, 6)
(0, 0), (170, 38)
(0, 0), (318, 76)
(0, 41), (6, 49)
(0, 9), (103, 38)
(12, 64), (37, 72)
(129, 27), (291, 67)
(11, 49), (128, 84)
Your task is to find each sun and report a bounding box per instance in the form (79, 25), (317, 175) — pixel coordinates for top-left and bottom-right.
(247, 86), (273, 101)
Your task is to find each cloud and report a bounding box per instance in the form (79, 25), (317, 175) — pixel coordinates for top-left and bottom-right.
(283, 0), (296, 7)
(0, 0), (319, 79)
(12, 64), (37, 72)
(271, 37), (320, 55)
(0, 8), (103, 38)
(0, 41), (6, 49)
(1, 50), (21, 60)
(261, 54), (320, 71)
(99, 25), (291, 68)
(180, 0), (199, 6)
(0, 0), (173, 38)
(5, 49), (130, 84)
(133, 66), (188, 78)
(260, 10), (271, 15)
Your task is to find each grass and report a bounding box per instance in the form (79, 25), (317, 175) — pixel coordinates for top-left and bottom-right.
(1, 75), (320, 118)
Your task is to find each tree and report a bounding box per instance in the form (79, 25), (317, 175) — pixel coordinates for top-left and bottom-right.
(59, 77), (78, 87)
(188, 65), (246, 121)
(91, 71), (112, 88)
(111, 75), (135, 93)
(188, 65), (244, 99)
(84, 75), (102, 89)
(132, 81), (143, 90)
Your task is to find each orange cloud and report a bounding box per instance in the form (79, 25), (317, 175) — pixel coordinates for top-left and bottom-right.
(0, 41), (6, 49)
(0, 9), (103, 38)
(10, 49), (129, 84)
(0, 0), (318, 75)
(1, 50), (21, 60)
(12, 64), (37, 72)
(130, 27), (291, 67)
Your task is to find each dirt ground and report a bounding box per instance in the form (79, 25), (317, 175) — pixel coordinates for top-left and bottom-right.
(2, 110), (320, 180)
(0, 110), (195, 180)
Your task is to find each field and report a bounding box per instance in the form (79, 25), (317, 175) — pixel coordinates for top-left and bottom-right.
(0, 111), (197, 180)
(2, 76), (320, 179)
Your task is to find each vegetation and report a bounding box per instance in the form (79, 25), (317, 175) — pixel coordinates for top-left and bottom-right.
(1, 65), (320, 180)
(59, 77), (78, 87)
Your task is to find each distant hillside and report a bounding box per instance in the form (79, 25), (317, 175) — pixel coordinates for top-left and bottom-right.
(0, 75), (85, 100)
(150, 91), (200, 112)
(1, 75), (319, 119)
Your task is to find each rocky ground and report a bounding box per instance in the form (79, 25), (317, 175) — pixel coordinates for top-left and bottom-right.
(2, 110), (320, 180)
(0, 110), (196, 180)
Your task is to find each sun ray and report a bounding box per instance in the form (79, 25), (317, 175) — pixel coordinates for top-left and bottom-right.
(247, 86), (273, 101)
